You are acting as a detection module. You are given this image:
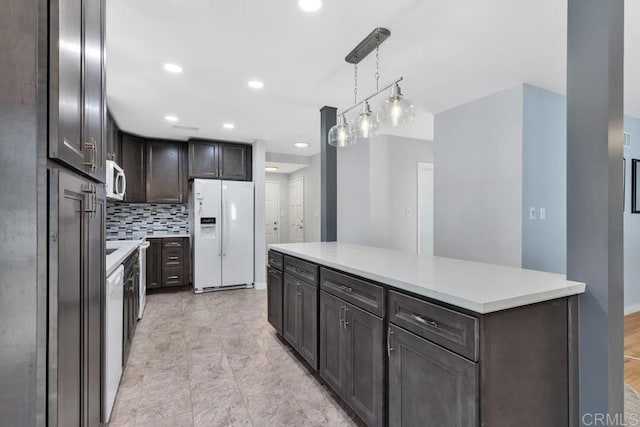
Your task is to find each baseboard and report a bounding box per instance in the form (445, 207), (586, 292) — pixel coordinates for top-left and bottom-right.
(254, 282), (267, 290)
(625, 303), (640, 316)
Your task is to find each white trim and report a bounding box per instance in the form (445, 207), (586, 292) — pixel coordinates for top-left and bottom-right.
(625, 303), (640, 316)
(265, 180), (281, 243)
(254, 282), (267, 290)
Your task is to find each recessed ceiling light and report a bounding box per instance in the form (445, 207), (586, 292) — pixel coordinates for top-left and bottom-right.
(164, 115), (179, 122)
(265, 166), (279, 172)
(223, 123), (235, 129)
(163, 63), (183, 73)
(294, 142), (309, 148)
(248, 80), (264, 89)
(298, 0), (322, 12)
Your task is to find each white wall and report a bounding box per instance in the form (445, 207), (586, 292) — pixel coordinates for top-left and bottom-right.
(337, 134), (434, 253)
(290, 154), (321, 242)
(434, 84), (524, 267)
(265, 172), (290, 243)
(253, 140), (266, 288)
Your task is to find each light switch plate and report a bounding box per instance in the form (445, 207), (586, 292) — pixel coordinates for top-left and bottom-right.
(529, 207), (536, 220)
(540, 208), (546, 220)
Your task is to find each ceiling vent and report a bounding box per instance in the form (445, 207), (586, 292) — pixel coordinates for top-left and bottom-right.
(173, 125), (199, 131)
(625, 132), (631, 148)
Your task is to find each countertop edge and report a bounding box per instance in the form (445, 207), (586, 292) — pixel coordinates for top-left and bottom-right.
(106, 241), (141, 277)
(268, 244), (586, 314)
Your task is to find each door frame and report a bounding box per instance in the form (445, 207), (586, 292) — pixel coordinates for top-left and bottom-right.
(416, 162), (434, 255)
(289, 177), (305, 243)
(265, 179), (281, 244)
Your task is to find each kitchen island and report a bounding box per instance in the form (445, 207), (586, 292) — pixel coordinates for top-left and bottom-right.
(267, 242), (585, 427)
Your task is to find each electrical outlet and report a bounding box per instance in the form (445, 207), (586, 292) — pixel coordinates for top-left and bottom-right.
(529, 207), (536, 220)
(540, 208), (546, 220)
(406, 209), (412, 217)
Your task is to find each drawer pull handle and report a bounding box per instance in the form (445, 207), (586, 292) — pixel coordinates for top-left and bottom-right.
(168, 256), (179, 260)
(339, 304), (345, 327)
(343, 307), (349, 329)
(165, 242), (181, 247)
(167, 275), (179, 280)
(340, 285), (353, 293)
(410, 313), (439, 329)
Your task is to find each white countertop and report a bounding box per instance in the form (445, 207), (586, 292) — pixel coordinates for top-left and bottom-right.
(106, 240), (143, 276)
(144, 234), (190, 239)
(268, 242), (586, 314)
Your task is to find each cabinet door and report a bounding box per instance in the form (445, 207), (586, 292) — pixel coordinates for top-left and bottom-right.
(86, 183), (105, 426)
(122, 272), (132, 365)
(283, 274), (299, 349)
(49, 170), (86, 426)
(298, 281), (318, 370)
(388, 325), (478, 427)
(146, 141), (184, 203)
(219, 143), (250, 181)
(121, 134), (146, 203)
(319, 291), (348, 398)
(50, 0), (89, 174)
(189, 141), (219, 178)
(146, 239), (162, 289)
(106, 111), (121, 162)
(267, 267), (284, 334)
(344, 303), (385, 427)
(82, 0), (105, 183)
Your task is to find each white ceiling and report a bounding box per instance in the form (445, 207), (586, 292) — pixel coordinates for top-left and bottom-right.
(106, 0), (640, 156)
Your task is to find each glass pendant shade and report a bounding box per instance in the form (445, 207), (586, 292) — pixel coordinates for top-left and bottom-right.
(380, 83), (416, 127)
(328, 115), (354, 147)
(354, 101), (379, 139)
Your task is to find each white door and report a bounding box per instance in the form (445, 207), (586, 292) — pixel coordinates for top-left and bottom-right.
(265, 181), (280, 246)
(417, 162), (434, 255)
(221, 181), (254, 286)
(289, 177), (304, 243)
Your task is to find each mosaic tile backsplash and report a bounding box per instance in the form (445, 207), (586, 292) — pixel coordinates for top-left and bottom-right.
(106, 203), (189, 239)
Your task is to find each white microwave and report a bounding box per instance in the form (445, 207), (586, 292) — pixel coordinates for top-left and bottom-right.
(106, 160), (126, 201)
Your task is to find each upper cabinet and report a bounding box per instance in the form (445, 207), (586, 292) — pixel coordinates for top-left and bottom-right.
(188, 140), (252, 181)
(146, 141), (185, 203)
(106, 111), (121, 162)
(121, 134), (146, 203)
(49, 0), (106, 183)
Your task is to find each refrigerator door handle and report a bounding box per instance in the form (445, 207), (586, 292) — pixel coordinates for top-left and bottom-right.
(219, 191), (223, 257)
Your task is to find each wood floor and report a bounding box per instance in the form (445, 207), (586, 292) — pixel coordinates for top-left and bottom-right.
(625, 312), (640, 390)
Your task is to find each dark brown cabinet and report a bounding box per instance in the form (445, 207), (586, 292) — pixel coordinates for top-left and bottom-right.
(121, 133), (146, 203)
(123, 251), (140, 365)
(145, 237), (190, 288)
(388, 324), (478, 427)
(283, 273), (318, 369)
(49, 169), (104, 426)
(146, 141), (185, 203)
(188, 140), (252, 181)
(320, 291), (385, 427)
(267, 267), (284, 334)
(106, 110), (121, 162)
(50, 0), (105, 183)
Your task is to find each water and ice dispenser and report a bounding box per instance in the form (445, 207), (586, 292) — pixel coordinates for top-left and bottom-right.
(200, 217), (217, 238)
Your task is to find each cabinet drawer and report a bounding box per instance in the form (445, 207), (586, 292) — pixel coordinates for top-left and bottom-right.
(388, 291), (479, 361)
(163, 238), (184, 249)
(162, 267), (184, 287)
(162, 248), (183, 267)
(268, 250), (283, 270)
(320, 268), (385, 317)
(284, 256), (318, 286)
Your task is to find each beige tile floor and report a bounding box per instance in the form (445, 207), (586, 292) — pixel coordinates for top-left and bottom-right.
(108, 288), (362, 427)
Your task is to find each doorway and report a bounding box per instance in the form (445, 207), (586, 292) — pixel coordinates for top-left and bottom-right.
(265, 181), (280, 247)
(417, 162), (434, 256)
(289, 177), (304, 243)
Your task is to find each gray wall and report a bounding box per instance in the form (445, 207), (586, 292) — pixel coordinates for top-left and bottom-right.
(521, 84), (567, 274)
(624, 116), (640, 311)
(265, 172), (290, 243)
(290, 154), (321, 242)
(434, 85), (524, 267)
(337, 134), (434, 253)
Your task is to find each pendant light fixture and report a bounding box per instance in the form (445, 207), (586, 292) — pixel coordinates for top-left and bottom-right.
(380, 82), (416, 127)
(328, 27), (416, 148)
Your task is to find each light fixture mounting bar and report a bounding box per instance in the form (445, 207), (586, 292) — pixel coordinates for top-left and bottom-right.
(345, 27), (391, 64)
(339, 77), (403, 116)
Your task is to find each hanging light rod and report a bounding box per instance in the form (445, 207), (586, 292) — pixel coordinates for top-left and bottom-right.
(339, 76), (403, 116)
(345, 27), (391, 64)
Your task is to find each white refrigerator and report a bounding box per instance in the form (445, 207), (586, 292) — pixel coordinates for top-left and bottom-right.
(190, 179), (254, 292)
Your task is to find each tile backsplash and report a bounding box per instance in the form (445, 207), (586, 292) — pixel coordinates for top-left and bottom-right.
(106, 203), (188, 239)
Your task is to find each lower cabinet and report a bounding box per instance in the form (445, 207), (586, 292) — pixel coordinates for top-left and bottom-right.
(146, 237), (190, 289)
(283, 273), (318, 369)
(320, 291), (385, 427)
(122, 251), (140, 365)
(267, 267), (283, 334)
(146, 239), (162, 289)
(388, 324), (478, 427)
